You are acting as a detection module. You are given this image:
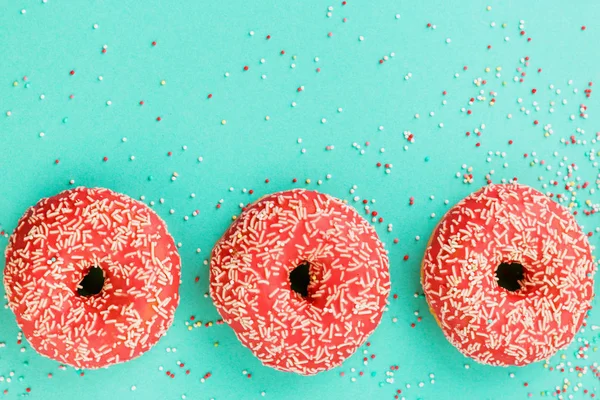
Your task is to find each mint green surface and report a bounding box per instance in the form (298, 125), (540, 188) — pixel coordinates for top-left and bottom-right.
(1, 1), (599, 399)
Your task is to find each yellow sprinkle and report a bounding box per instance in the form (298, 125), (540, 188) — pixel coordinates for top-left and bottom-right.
(586, 200), (592, 206)
(502, 23), (507, 28)
(188, 326), (193, 331)
(160, 80), (166, 85)
(13, 81), (19, 87)
(496, 66), (502, 71)
(561, 354), (566, 359)
(485, 67), (490, 73)
(486, 5), (492, 11)
(305, 179), (311, 184)
(292, 55), (297, 60)
(214, 342), (219, 347)
(232, 215), (237, 220)
(543, 363), (548, 368)
(502, 81), (507, 86)
(221, 119), (227, 125)
(208, 321), (213, 327)
(265, 116), (270, 121)
(544, 132), (550, 137)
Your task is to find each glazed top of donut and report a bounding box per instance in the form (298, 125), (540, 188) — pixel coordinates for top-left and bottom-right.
(3, 187), (181, 369)
(210, 189), (390, 375)
(422, 183), (596, 366)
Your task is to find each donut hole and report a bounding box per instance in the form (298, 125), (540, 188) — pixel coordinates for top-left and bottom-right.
(77, 266), (105, 297)
(495, 262), (525, 292)
(289, 261), (311, 298)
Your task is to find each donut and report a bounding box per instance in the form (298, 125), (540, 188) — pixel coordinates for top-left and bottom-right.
(3, 187), (181, 369)
(210, 189), (390, 375)
(422, 183), (596, 366)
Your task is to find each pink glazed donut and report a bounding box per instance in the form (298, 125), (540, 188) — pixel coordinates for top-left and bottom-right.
(422, 183), (596, 366)
(4, 187), (181, 369)
(210, 189), (390, 375)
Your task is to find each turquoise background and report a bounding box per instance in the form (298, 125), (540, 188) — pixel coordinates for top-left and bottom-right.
(1, 0), (599, 399)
